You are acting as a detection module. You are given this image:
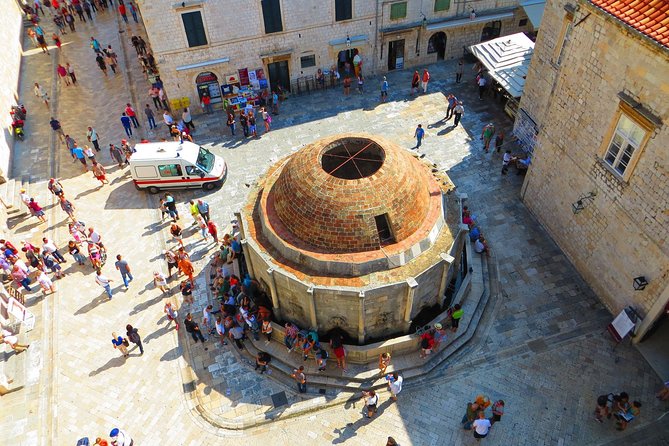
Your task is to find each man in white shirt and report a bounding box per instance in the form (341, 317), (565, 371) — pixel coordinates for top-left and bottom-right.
(95, 270), (113, 299)
(502, 150), (515, 175)
(110, 427), (133, 446)
(86, 126), (100, 152)
(478, 76), (487, 100)
(472, 411), (491, 440)
(387, 372), (404, 401)
(42, 237), (66, 263)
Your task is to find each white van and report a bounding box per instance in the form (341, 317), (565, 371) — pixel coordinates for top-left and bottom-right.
(130, 141), (227, 193)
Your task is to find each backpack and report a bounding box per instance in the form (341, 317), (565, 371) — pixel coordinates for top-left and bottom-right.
(128, 330), (140, 344)
(266, 114), (272, 124)
(43, 255), (55, 268)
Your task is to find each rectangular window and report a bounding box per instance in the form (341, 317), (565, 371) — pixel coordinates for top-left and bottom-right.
(552, 14), (573, 65)
(300, 55), (316, 68)
(603, 115), (647, 177)
(374, 214), (395, 245)
(133, 166), (157, 179)
(261, 0), (283, 34)
(335, 0), (352, 21)
(158, 164), (183, 177)
(519, 18), (528, 26)
(390, 2), (407, 20)
(181, 11), (207, 48)
(434, 0), (450, 12)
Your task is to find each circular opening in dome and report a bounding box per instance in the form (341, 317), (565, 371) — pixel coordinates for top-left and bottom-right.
(321, 138), (385, 180)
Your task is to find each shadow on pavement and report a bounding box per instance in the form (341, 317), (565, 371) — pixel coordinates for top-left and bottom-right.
(74, 293), (110, 315)
(89, 354), (126, 376)
(143, 324), (172, 344)
(160, 346), (181, 361)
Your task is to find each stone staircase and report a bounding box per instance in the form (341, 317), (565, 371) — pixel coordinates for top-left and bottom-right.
(216, 239), (492, 400)
(0, 175), (32, 218)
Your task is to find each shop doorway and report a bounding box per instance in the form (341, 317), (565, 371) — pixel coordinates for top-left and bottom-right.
(427, 32), (447, 60)
(195, 71), (222, 104)
(637, 306), (669, 379)
(481, 21), (502, 42)
(387, 39), (405, 71)
(337, 48), (361, 77)
(268, 60), (291, 92)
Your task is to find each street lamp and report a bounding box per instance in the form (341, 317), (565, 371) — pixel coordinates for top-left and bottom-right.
(346, 35), (351, 48)
(572, 191), (597, 214)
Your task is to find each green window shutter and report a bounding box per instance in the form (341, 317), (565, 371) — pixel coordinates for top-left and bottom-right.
(182, 11), (207, 47)
(261, 0), (283, 34)
(434, 0), (450, 12)
(390, 2), (407, 20)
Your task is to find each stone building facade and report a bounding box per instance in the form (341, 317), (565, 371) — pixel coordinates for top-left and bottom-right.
(0, 1), (24, 182)
(239, 134), (463, 344)
(135, 0), (535, 111)
(516, 0), (669, 340)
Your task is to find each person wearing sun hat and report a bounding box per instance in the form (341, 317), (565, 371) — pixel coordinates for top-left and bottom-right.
(109, 428), (133, 446)
(433, 322), (448, 350)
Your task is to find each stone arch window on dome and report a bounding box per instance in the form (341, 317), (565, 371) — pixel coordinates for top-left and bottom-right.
(321, 138), (385, 180)
(374, 213), (395, 245)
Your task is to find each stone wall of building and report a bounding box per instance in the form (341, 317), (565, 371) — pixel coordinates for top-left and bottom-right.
(518, 0), (669, 332)
(0, 2), (24, 182)
(136, 0), (531, 111)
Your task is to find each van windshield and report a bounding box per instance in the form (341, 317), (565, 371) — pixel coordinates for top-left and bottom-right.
(196, 147), (215, 173)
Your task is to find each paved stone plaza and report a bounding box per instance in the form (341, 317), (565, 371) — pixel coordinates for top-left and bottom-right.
(1, 9), (668, 446)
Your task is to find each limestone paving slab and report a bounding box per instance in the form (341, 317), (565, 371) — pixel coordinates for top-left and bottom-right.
(1, 8), (668, 445)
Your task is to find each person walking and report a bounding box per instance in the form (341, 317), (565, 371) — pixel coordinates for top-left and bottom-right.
(182, 107), (194, 130)
(120, 113), (133, 137)
(380, 76), (389, 103)
(453, 101), (464, 127)
(114, 255), (133, 288)
(68, 240), (87, 265)
(169, 222), (184, 248)
(125, 103), (140, 128)
(57, 64), (70, 86)
(501, 150), (514, 175)
(111, 332), (128, 357)
(85, 126), (101, 152)
(164, 301), (179, 330)
(96, 270), (114, 299)
(125, 324), (143, 355)
(164, 249), (178, 277)
(36, 33), (50, 55)
(153, 271), (169, 293)
(414, 124), (425, 149)
(261, 318), (273, 343)
(444, 94), (458, 121)
(379, 352), (391, 376)
(72, 144), (88, 172)
(109, 428), (134, 446)
(206, 219), (218, 244)
(144, 104), (156, 129)
(95, 53), (107, 77)
(361, 390), (379, 418)
(239, 110), (249, 137)
(411, 70), (420, 95)
(90, 37), (102, 54)
(34, 83), (49, 107)
(50, 117), (66, 142)
(65, 11), (76, 32)
(421, 68), (430, 93)
(477, 75), (487, 100)
(196, 199), (210, 223)
(481, 123), (495, 152)
(291, 366), (307, 393)
(105, 53), (118, 74)
(118, 2), (128, 23)
(28, 198), (47, 223)
(387, 372), (403, 401)
(178, 256), (195, 287)
(66, 62), (77, 85)
(456, 58), (465, 83)
(129, 2), (138, 22)
(92, 161), (108, 186)
(109, 144), (125, 167)
(184, 313), (206, 343)
(261, 106), (271, 133)
(201, 93), (212, 114)
(59, 195), (77, 221)
(248, 111), (257, 137)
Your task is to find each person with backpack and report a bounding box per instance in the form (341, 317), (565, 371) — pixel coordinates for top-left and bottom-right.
(125, 324), (143, 355)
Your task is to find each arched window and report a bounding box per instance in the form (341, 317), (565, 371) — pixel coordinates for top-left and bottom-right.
(427, 32), (447, 60)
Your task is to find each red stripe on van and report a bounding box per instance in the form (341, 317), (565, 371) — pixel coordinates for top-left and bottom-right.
(133, 177), (220, 185)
